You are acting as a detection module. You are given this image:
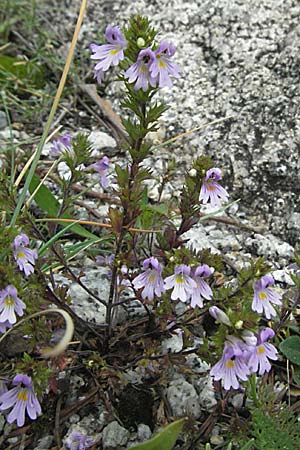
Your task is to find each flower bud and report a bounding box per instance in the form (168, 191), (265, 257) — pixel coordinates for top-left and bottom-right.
(188, 168), (197, 177)
(234, 320), (243, 330)
(137, 37), (146, 48)
(209, 306), (231, 326)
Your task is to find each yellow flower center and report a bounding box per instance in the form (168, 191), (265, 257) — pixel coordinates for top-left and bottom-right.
(18, 251), (25, 258)
(158, 60), (167, 68)
(109, 49), (119, 55)
(175, 274), (184, 284)
(259, 292), (267, 301)
(4, 296), (14, 306)
(225, 360), (235, 368)
(17, 390), (28, 402)
(257, 346), (265, 355)
(207, 185), (216, 191)
(148, 273), (157, 283)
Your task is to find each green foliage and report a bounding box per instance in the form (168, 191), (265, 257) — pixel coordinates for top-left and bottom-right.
(279, 335), (300, 365)
(29, 174), (98, 240)
(0, 55), (46, 88)
(250, 407), (300, 449)
(129, 418), (185, 450)
(124, 15), (157, 63)
(17, 353), (52, 396)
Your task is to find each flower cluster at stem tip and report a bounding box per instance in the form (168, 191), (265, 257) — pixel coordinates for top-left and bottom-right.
(90, 24), (181, 91)
(131, 256), (282, 390)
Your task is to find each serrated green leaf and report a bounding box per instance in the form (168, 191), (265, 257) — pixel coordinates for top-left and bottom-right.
(129, 418), (185, 450)
(29, 174), (98, 240)
(279, 336), (300, 365)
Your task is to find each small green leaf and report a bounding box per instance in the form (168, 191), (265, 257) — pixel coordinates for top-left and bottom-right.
(279, 336), (300, 365)
(129, 419), (185, 450)
(29, 174), (98, 240)
(240, 438), (256, 450)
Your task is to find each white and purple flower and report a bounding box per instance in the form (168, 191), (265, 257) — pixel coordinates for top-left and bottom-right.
(210, 338), (250, 390)
(164, 264), (197, 302)
(0, 285), (26, 325)
(50, 134), (73, 158)
(125, 48), (157, 92)
(252, 274), (282, 319)
(149, 41), (180, 88)
(132, 257), (165, 301)
(247, 328), (278, 375)
(65, 430), (95, 450)
(209, 306), (231, 326)
(90, 25), (127, 80)
(199, 168), (229, 208)
(90, 156), (110, 188)
(189, 264), (213, 308)
(13, 233), (38, 277)
(0, 374), (41, 427)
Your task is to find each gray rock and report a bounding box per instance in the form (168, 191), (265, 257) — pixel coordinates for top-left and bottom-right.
(35, 435), (53, 449)
(102, 421), (129, 449)
(195, 376), (217, 411)
(137, 424), (152, 441)
(166, 376), (201, 418)
(88, 131), (117, 156)
(161, 334), (183, 353)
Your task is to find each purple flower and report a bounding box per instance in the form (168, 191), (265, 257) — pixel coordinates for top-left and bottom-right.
(90, 156), (110, 188)
(209, 306), (231, 326)
(0, 378), (8, 396)
(132, 257), (165, 301)
(90, 25), (127, 79)
(65, 430), (95, 450)
(210, 339), (250, 390)
(0, 374), (41, 427)
(189, 264), (213, 308)
(50, 134), (73, 157)
(247, 328), (278, 375)
(13, 233), (38, 276)
(125, 48), (157, 91)
(199, 168), (229, 208)
(0, 285), (26, 325)
(252, 274), (282, 319)
(149, 41), (180, 88)
(0, 320), (12, 334)
(164, 264), (197, 302)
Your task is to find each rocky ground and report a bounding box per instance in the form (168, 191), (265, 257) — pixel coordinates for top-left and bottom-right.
(1, 0), (300, 448)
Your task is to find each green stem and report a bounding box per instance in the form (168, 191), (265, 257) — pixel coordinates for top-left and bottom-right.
(249, 373), (259, 407)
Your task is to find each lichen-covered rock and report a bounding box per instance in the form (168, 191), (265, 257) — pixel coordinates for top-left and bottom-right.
(102, 421), (129, 449)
